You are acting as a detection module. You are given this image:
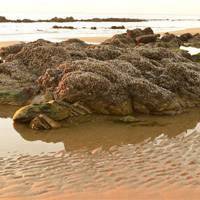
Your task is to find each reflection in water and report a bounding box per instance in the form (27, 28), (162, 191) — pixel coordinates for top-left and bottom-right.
(0, 104), (200, 154)
(180, 46), (200, 55)
(14, 109), (200, 152)
(0, 104), (20, 118)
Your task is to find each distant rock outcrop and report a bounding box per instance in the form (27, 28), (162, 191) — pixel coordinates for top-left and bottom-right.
(52, 25), (75, 29)
(110, 26), (125, 29)
(0, 16), (147, 23)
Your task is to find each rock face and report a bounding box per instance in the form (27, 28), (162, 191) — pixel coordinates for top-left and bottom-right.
(0, 39), (88, 105)
(186, 33), (200, 48)
(192, 53), (200, 62)
(135, 34), (159, 44)
(38, 47), (200, 115)
(180, 33), (193, 42)
(30, 114), (61, 130)
(103, 27), (155, 47)
(0, 28), (199, 123)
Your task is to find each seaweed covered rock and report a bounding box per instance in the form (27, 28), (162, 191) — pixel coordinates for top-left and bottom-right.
(159, 33), (182, 48)
(13, 100), (92, 129)
(13, 100), (71, 122)
(186, 33), (200, 48)
(0, 89), (34, 106)
(180, 33), (193, 42)
(0, 60), (38, 105)
(192, 53), (200, 62)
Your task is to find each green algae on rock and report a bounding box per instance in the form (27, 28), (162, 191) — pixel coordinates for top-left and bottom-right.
(0, 89), (34, 105)
(13, 100), (92, 129)
(192, 53), (200, 62)
(13, 100), (71, 122)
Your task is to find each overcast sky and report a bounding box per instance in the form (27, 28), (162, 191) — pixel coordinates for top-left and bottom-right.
(0, 0), (199, 16)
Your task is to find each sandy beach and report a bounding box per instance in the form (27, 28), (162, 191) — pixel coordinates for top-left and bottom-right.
(168, 27), (200, 35)
(0, 27), (199, 48)
(0, 24), (200, 200)
(0, 41), (22, 48)
(79, 36), (109, 43)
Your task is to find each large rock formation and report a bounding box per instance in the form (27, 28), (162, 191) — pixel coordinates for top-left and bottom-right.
(0, 28), (199, 123)
(38, 47), (200, 115)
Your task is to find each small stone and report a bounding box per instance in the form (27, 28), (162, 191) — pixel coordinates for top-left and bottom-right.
(39, 114), (61, 129)
(115, 115), (140, 123)
(30, 116), (51, 130)
(30, 114), (61, 130)
(91, 147), (103, 155)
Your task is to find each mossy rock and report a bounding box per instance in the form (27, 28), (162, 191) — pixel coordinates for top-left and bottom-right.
(0, 90), (30, 105)
(192, 53), (200, 62)
(13, 100), (70, 122)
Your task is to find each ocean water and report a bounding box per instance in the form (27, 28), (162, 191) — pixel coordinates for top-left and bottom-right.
(0, 13), (199, 42)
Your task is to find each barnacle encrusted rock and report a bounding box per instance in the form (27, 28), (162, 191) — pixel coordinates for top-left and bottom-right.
(0, 28), (199, 121)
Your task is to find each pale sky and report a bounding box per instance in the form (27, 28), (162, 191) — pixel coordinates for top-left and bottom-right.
(0, 0), (199, 16)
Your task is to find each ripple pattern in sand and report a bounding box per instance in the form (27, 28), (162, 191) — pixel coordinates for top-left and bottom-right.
(0, 124), (200, 199)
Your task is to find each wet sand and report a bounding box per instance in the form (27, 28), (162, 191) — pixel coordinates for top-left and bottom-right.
(0, 105), (200, 199)
(1, 121), (200, 200)
(0, 41), (22, 48)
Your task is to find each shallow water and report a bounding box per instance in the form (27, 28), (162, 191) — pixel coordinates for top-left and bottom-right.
(0, 105), (200, 199)
(180, 46), (200, 55)
(0, 19), (199, 42)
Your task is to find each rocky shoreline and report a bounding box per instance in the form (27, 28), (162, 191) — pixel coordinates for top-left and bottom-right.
(0, 16), (146, 23)
(0, 16), (199, 23)
(0, 27), (200, 130)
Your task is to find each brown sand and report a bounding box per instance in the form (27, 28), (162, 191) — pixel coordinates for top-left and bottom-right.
(0, 41), (22, 48)
(168, 27), (200, 35)
(1, 187), (200, 200)
(79, 36), (109, 43)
